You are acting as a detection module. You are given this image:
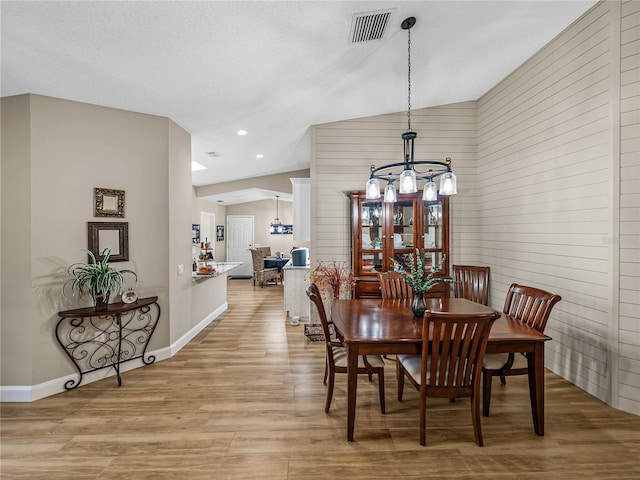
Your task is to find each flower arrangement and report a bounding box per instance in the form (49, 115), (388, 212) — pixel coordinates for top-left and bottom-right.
(310, 260), (353, 300)
(391, 249), (452, 294)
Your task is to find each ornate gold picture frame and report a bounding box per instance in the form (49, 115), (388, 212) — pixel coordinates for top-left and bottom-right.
(94, 188), (125, 218)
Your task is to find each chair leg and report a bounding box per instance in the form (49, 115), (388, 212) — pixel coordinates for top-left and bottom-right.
(419, 390), (427, 446)
(377, 368), (386, 414)
(471, 389), (484, 447)
(396, 360), (405, 402)
(325, 370), (335, 413)
(482, 368), (493, 417)
(323, 359), (328, 385)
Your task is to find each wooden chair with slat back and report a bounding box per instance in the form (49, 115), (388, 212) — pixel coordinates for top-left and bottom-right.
(396, 309), (499, 446)
(379, 272), (413, 299)
(482, 283), (561, 417)
(453, 265), (490, 305)
(306, 283), (386, 415)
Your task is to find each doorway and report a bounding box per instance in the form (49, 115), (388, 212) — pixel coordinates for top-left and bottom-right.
(200, 212), (215, 258)
(227, 215), (254, 277)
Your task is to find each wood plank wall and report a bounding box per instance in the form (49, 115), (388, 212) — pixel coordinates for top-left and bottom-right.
(311, 0), (638, 415)
(477, 2), (614, 402)
(618, 0), (640, 415)
(311, 103), (477, 265)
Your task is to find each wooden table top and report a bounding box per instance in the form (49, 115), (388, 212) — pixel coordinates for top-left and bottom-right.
(331, 297), (551, 346)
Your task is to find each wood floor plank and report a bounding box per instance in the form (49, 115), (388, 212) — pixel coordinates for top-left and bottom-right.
(2, 278), (640, 478)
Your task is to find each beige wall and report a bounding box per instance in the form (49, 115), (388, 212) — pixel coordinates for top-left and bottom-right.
(617, 0), (639, 415)
(311, 101), (478, 267)
(192, 189), (227, 262)
(1, 95), (34, 385)
(477, 0), (638, 415)
(227, 198), (297, 255)
(310, 1), (639, 415)
(0, 94), (197, 392)
(196, 169), (309, 198)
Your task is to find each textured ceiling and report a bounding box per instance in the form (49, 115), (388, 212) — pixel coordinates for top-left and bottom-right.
(2, 0), (598, 197)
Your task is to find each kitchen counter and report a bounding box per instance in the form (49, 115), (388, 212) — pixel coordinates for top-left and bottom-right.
(192, 262), (243, 279)
(283, 261), (310, 322)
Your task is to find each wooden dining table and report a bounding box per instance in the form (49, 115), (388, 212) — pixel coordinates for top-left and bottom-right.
(330, 297), (552, 441)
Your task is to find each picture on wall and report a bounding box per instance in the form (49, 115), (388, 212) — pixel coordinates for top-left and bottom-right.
(88, 222), (129, 262)
(216, 225), (224, 241)
(270, 224), (293, 235)
(94, 188), (125, 218)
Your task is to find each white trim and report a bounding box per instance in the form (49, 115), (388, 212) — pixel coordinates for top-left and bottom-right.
(0, 303), (228, 402)
(170, 302), (227, 355)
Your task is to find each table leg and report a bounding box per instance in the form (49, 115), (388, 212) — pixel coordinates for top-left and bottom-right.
(115, 313), (123, 387)
(527, 344), (544, 435)
(346, 343), (359, 441)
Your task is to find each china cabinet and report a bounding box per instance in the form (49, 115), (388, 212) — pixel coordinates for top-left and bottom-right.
(350, 191), (450, 298)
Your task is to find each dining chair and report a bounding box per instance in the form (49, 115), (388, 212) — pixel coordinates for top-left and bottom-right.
(482, 283), (561, 417)
(453, 265), (490, 305)
(396, 309), (499, 446)
(249, 248), (279, 287)
(379, 271), (413, 299)
(306, 283), (386, 414)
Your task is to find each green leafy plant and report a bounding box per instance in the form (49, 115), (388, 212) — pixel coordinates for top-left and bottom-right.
(66, 249), (137, 304)
(391, 249), (453, 294)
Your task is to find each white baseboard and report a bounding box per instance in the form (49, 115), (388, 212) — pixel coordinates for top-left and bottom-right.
(0, 302), (228, 403)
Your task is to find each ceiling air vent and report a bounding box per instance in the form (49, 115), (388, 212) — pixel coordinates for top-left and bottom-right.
(350, 10), (392, 44)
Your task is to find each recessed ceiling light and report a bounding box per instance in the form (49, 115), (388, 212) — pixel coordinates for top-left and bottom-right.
(256, 154), (264, 159)
(191, 161), (207, 171)
(236, 129), (248, 136)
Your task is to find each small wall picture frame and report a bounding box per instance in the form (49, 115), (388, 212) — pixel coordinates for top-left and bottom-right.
(88, 222), (129, 262)
(94, 188), (125, 218)
(216, 225), (224, 241)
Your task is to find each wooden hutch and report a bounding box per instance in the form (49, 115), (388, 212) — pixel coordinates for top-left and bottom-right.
(350, 191), (450, 299)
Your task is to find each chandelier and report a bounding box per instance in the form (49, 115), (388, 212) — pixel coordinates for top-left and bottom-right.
(270, 195), (283, 233)
(365, 17), (457, 203)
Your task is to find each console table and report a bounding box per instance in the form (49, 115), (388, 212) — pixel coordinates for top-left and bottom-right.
(56, 296), (160, 390)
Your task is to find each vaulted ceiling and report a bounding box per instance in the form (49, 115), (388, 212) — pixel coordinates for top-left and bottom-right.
(2, 0), (598, 195)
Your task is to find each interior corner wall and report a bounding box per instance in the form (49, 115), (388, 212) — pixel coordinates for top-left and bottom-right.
(168, 121), (194, 344)
(1, 95), (34, 386)
(1, 94), (176, 388)
(475, 0), (639, 414)
(617, 0), (640, 415)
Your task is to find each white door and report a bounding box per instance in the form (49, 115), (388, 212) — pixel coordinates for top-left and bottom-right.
(227, 215), (254, 277)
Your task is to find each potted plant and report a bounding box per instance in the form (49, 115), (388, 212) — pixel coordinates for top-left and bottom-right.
(66, 248), (137, 311)
(392, 249), (453, 316)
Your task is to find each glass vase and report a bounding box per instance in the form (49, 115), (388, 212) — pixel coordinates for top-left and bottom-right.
(411, 290), (426, 317)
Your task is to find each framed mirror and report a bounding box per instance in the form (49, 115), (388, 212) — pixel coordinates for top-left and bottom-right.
(94, 188), (125, 218)
(88, 222), (129, 262)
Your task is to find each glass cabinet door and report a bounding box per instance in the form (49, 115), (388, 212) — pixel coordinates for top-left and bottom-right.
(423, 201), (443, 268)
(359, 200), (383, 275)
(390, 199), (416, 269)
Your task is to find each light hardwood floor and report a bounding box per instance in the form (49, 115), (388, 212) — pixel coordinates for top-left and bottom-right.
(2, 278), (640, 479)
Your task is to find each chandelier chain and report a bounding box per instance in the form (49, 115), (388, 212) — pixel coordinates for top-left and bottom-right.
(407, 25), (411, 131)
